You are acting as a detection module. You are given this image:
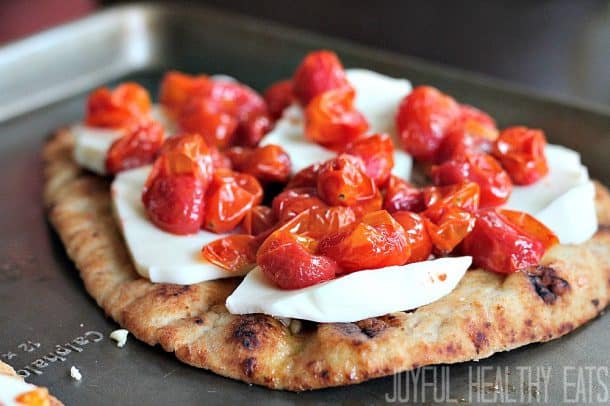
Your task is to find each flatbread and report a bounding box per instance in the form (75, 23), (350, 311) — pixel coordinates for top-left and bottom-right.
(0, 361), (63, 405)
(43, 128), (610, 391)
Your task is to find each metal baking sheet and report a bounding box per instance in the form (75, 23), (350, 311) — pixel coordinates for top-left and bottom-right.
(0, 4), (608, 405)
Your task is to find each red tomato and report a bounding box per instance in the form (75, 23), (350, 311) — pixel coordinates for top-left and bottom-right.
(272, 187), (326, 223)
(497, 209), (558, 250)
(233, 113), (272, 147)
(493, 126), (549, 185)
(105, 120), (165, 175)
(142, 172), (206, 235)
(263, 79), (294, 120)
(316, 154), (377, 206)
(458, 104), (497, 129)
(423, 206), (475, 255)
(396, 86), (461, 162)
(391, 211), (433, 262)
(383, 175), (425, 213)
(350, 189), (384, 219)
(86, 83), (151, 128)
(292, 50), (350, 106)
(209, 145), (232, 170)
(242, 205), (276, 236)
(159, 71), (209, 116)
(280, 206), (356, 240)
(305, 88), (369, 150)
(318, 210), (410, 274)
(286, 163), (320, 189)
(178, 97), (238, 148)
(423, 182), (481, 213)
(158, 133), (215, 182)
(201, 234), (258, 273)
(257, 230), (338, 289)
(436, 119), (497, 163)
(343, 133), (394, 186)
(227, 144), (292, 183)
(430, 153), (512, 208)
(462, 209), (547, 273)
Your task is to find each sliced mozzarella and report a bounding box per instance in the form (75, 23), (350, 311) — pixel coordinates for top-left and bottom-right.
(0, 375), (38, 406)
(261, 69), (413, 179)
(504, 144), (597, 244)
(73, 104), (177, 175)
(226, 257), (472, 323)
(111, 166), (247, 284)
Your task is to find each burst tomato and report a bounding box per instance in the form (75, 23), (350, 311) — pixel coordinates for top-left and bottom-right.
(318, 210), (410, 274)
(343, 133), (394, 186)
(280, 206), (356, 240)
(292, 50), (351, 106)
(391, 211), (433, 263)
(305, 88), (369, 150)
(157, 133), (215, 182)
(272, 187), (326, 223)
(201, 234), (258, 273)
(203, 169), (263, 233)
(497, 209), (559, 250)
(257, 230), (339, 289)
(227, 144), (292, 183)
(436, 115), (497, 163)
(159, 71), (209, 116)
(461, 209), (551, 273)
(233, 113), (272, 147)
(383, 175), (425, 213)
(430, 153), (512, 208)
(178, 97), (238, 148)
(423, 207), (475, 255)
(242, 205), (276, 236)
(286, 163), (320, 189)
(396, 86), (461, 162)
(105, 120), (165, 175)
(493, 126), (549, 185)
(316, 154), (377, 206)
(263, 79), (294, 120)
(423, 182), (481, 213)
(86, 83), (151, 128)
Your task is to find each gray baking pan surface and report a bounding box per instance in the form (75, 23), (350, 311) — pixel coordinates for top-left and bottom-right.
(0, 4), (608, 405)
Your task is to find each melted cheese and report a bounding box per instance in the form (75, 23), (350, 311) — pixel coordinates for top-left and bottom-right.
(504, 144), (597, 244)
(226, 257), (472, 323)
(261, 69), (413, 178)
(111, 166), (247, 284)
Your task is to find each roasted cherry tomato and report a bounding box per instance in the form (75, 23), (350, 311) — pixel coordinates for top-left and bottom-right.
(305, 88), (369, 150)
(203, 169), (263, 233)
(86, 83), (151, 128)
(344, 133), (394, 186)
(383, 175), (425, 213)
(280, 206), (356, 240)
(201, 234), (258, 272)
(286, 163), (320, 189)
(159, 71), (209, 116)
(423, 206), (475, 255)
(142, 164), (206, 235)
(227, 144), (292, 183)
(318, 210), (410, 274)
(105, 120), (165, 175)
(497, 209), (559, 250)
(272, 187), (326, 223)
(316, 154), (377, 206)
(178, 97), (239, 148)
(158, 133), (215, 183)
(258, 230), (339, 289)
(210, 145), (232, 170)
(391, 211), (433, 263)
(430, 153), (512, 208)
(493, 126), (549, 185)
(396, 86), (461, 162)
(242, 205), (276, 236)
(263, 79), (294, 120)
(436, 117), (498, 165)
(422, 182), (481, 213)
(233, 113), (272, 147)
(292, 50), (351, 106)
(462, 209), (551, 273)
(458, 104), (497, 130)
(350, 189), (384, 219)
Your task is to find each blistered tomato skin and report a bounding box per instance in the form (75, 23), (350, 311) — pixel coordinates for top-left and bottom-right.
(204, 169), (263, 233)
(227, 144), (292, 183)
(158, 133), (215, 183)
(280, 206), (356, 240)
(318, 210), (410, 274)
(493, 126), (549, 185)
(293, 50), (351, 106)
(272, 187), (326, 223)
(106, 120), (165, 175)
(430, 153), (512, 208)
(178, 97), (238, 148)
(263, 79), (294, 120)
(344, 133), (395, 187)
(142, 173), (206, 235)
(257, 230), (339, 289)
(286, 164), (320, 189)
(396, 86), (461, 162)
(242, 205), (276, 236)
(497, 209), (558, 250)
(234, 114), (272, 147)
(391, 211), (433, 263)
(86, 83), (152, 129)
(436, 120), (496, 163)
(423, 182), (481, 213)
(159, 71), (209, 116)
(201, 234), (258, 272)
(383, 175), (425, 213)
(316, 154), (377, 206)
(305, 88), (369, 150)
(462, 209), (546, 274)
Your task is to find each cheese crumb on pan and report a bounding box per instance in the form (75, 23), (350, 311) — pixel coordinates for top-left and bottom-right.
(110, 329), (129, 348)
(70, 366), (82, 381)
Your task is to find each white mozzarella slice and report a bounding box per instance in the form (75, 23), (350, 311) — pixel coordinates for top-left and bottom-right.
(226, 257), (472, 323)
(261, 69), (413, 179)
(111, 166), (247, 285)
(504, 144), (597, 244)
(0, 375), (38, 406)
